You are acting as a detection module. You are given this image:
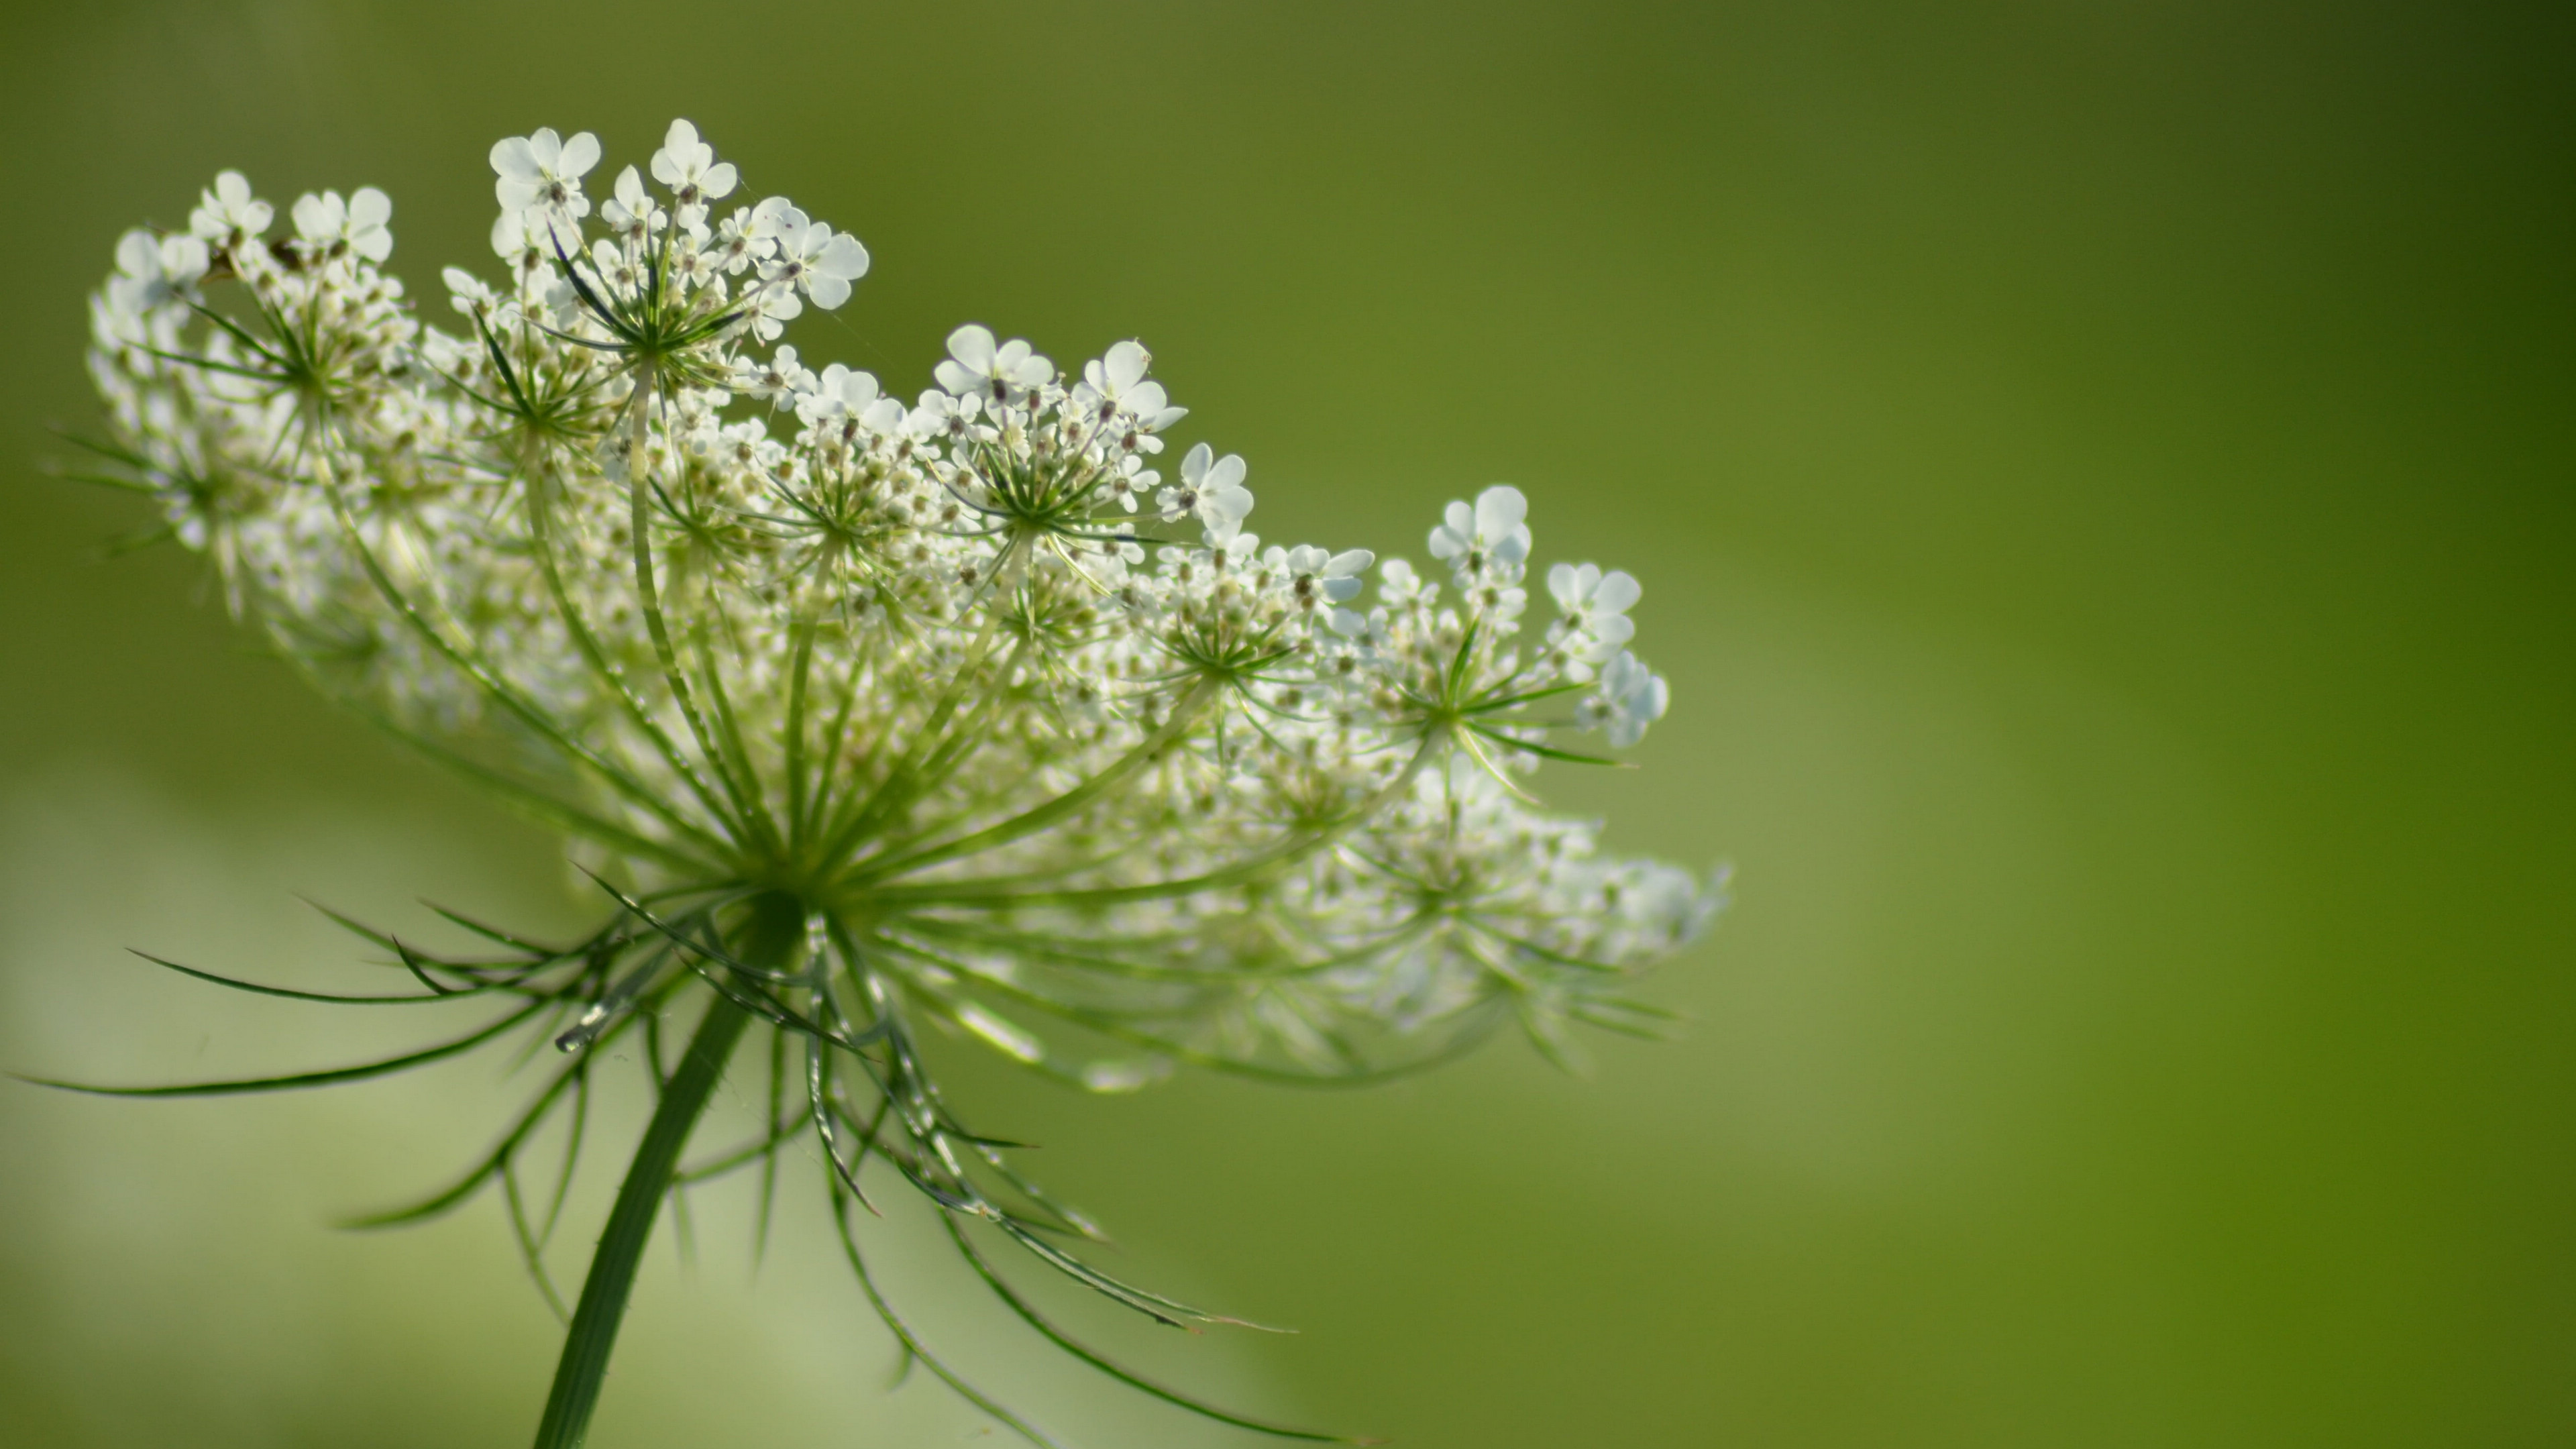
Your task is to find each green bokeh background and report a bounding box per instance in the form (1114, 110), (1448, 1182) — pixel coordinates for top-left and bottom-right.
(1, 1), (2569, 1444)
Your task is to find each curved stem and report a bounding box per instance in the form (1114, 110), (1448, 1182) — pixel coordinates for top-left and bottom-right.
(530, 892), (804, 1449)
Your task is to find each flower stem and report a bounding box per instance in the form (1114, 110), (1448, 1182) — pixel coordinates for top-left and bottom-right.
(531, 891), (803, 1449)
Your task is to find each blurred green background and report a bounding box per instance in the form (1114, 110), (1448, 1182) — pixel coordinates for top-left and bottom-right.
(1, 1), (2570, 1445)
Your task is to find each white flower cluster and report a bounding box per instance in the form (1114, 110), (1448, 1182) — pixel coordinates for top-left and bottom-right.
(82, 119), (1718, 1083)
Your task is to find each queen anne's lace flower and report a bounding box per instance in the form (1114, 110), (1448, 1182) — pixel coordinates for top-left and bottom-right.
(937, 323), (1056, 402)
(491, 127), (600, 221)
(757, 201), (869, 317)
(649, 118), (737, 223)
(1431, 483), (1532, 568)
(103, 229), (207, 328)
(1587, 649), (1672, 747)
(599, 166), (665, 242)
(1160, 439), (1255, 541)
(1548, 559), (1642, 670)
(190, 170), (272, 249)
(288, 186), (394, 265)
(74, 119), (1719, 1449)
(1075, 339), (1187, 442)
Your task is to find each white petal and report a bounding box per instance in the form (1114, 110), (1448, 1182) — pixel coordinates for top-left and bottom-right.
(1548, 561), (1580, 608)
(114, 229), (159, 278)
(817, 231), (869, 279)
(1204, 453), (1246, 492)
(1474, 484), (1527, 540)
(1593, 569), (1641, 614)
(492, 136), (539, 181)
(807, 272), (851, 310)
(700, 161), (737, 199)
(1105, 339), (1149, 392)
(1181, 441), (1214, 486)
(557, 131), (601, 178)
(290, 193), (333, 239)
(1328, 549), (1375, 576)
(349, 186), (392, 228)
(947, 323), (998, 372)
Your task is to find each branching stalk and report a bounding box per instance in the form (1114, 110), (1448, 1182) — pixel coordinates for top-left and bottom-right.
(530, 892), (800, 1449)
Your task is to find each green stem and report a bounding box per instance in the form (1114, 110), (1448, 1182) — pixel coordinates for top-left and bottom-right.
(530, 892), (804, 1449)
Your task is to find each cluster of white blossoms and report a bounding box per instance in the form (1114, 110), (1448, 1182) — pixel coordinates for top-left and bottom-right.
(78, 117), (1721, 1444)
(85, 117), (1717, 1085)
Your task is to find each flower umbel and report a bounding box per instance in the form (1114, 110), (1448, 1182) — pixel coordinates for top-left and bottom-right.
(64, 121), (1723, 1449)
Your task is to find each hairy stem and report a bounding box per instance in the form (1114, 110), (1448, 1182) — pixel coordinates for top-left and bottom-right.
(531, 891), (803, 1449)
